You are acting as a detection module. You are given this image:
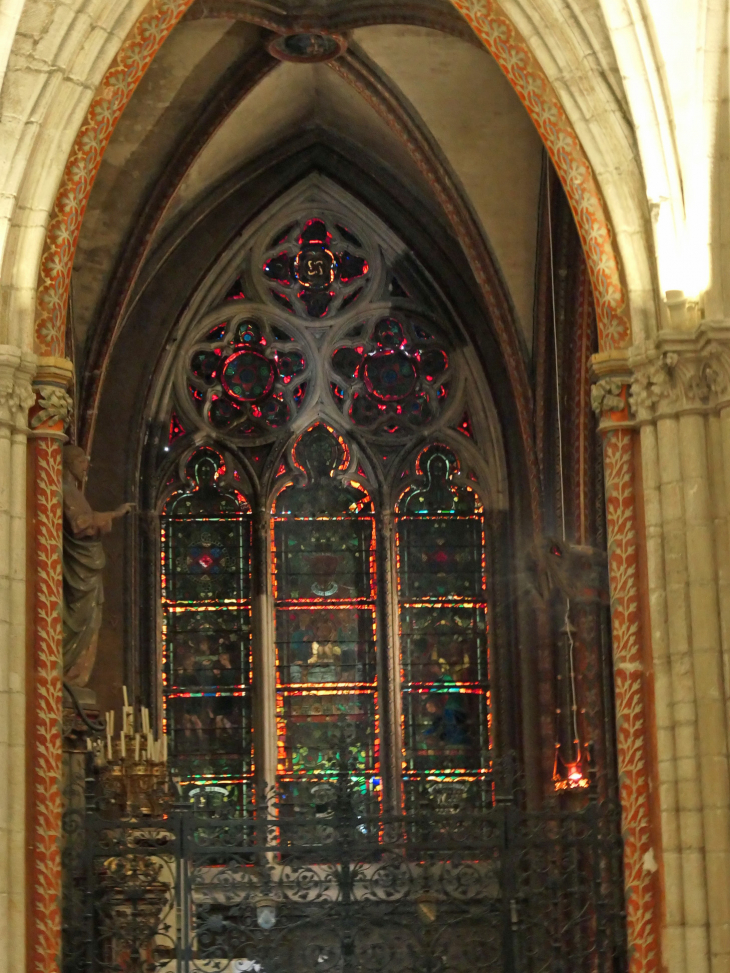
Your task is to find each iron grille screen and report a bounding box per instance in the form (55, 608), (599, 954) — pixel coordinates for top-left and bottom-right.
(62, 767), (627, 973)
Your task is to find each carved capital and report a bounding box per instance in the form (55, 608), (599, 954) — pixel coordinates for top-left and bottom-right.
(590, 379), (625, 417)
(0, 347), (37, 432)
(29, 356), (74, 439)
(629, 328), (730, 421)
(628, 352), (678, 421)
(29, 385), (73, 436)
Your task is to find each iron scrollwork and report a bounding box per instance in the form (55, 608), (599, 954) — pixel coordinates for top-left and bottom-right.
(63, 759), (627, 973)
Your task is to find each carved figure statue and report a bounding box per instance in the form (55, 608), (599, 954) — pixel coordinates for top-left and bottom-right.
(62, 445), (132, 687)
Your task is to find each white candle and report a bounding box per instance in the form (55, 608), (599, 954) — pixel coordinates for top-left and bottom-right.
(120, 731), (126, 759)
(135, 733), (140, 762)
(122, 685), (129, 708)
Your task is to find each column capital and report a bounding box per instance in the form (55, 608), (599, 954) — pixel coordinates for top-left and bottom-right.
(589, 350), (634, 431)
(0, 346), (37, 433)
(592, 326), (730, 427)
(29, 356), (74, 440)
(628, 325), (730, 422)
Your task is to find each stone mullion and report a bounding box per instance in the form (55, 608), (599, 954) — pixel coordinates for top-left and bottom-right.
(252, 504), (276, 792)
(677, 412), (730, 972)
(379, 509), (402, 812)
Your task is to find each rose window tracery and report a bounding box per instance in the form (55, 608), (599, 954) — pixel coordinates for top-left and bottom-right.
(262, 218), (369, 318)
(330, 316), (450, 436)
(187, 318), (308, 439)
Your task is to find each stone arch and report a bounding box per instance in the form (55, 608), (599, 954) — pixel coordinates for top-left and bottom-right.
(6, 3), (661, 973)
(30, 0), (648, 359)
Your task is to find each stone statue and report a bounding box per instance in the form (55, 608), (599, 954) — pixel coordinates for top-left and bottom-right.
(62, 445), (133, 687)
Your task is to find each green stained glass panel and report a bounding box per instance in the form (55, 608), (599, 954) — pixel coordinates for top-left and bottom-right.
(166, 608), (250, 690)
(278, 692), (376, 776)
(168, 518), (249, 603)
(167, 694), (251, 779)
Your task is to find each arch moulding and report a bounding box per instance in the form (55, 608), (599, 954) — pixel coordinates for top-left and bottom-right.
(28, 3), (659, 973)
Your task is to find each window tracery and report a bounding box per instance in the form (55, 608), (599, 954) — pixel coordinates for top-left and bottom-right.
(331, 314), (451, 437)
(154, 191), (504, 811)
(262, 217), (370, 318)
(185, 317), (310, 441)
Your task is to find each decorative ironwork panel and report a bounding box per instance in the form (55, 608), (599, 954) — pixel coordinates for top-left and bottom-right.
(62, 762), (628, 973)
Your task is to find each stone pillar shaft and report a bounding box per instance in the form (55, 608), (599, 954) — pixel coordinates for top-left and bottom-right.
(0, 347), (35, 973)
(27, 359), (72, 973)
(626, 329), (730, 973)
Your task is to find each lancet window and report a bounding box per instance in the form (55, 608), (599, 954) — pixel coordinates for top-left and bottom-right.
(154, 200), (503, 811)
(160, 449), (253, 804)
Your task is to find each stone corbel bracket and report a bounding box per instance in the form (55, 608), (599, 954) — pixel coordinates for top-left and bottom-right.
(628, 325), (730, 424)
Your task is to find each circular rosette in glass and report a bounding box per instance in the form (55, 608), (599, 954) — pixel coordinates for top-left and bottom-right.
(261, 217), (370, 320)
(330, 315), (451, 438)
(184, 317), (309, 442)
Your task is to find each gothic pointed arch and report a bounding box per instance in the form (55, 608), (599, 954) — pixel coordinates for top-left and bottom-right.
(139, 178), (509, 811)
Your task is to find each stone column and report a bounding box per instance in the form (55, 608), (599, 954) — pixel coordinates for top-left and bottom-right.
(0, 347), (35, 973)
(27, 357), (73, 973)
(591, 357), (661, 973)
(629, 328), (730, 973)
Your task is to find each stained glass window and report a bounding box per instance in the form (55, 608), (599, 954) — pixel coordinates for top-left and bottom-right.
(396, 445), (491, 805)
(186, 317), (309, 440)
(330, 315), (450, 437)
(262, 218), (369, 319)
(271, 425), (379, 799)
(160, 207), (496, 813)
(161, 449), (253, 808)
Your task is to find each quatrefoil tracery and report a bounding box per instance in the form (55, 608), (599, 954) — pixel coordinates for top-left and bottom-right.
(262, 218), (370, 319)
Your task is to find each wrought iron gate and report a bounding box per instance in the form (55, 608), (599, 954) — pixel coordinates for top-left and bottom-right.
(62, 768), (627, 973)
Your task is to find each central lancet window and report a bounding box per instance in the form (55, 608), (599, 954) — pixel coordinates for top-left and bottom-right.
(155, 194), (504, 811)
(272, 425), (379, 796)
